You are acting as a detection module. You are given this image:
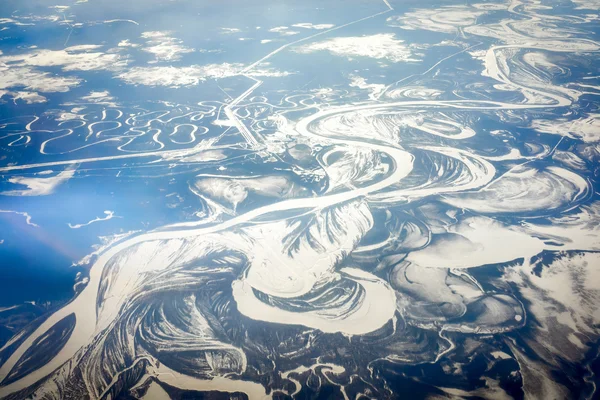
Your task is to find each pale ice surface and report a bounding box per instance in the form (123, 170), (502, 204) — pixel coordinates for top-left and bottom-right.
(0, 0), (599, 398)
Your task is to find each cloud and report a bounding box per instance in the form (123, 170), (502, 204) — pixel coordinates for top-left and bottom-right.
(0, 32), (288, 93)
(348, 75), (386, 100)
(0, 13), (73, 27)
(117, 64), (241, 87)
(0, 45), (125, 71)
(294, 33), (420, 62)
(0, 18), (34, 26)
(268, 26), (300, 36)
(269, 26), (289, 33)
(0, 44), (128, 94)
(247, 65), (294, 78)
(0, 90), (47, 104)
(50, 5), (70, 12)
(118, 39), (140, 48)
(0, 66), (81, 93)
(140, 31), (195, 63)
(80, 90), (117, 106)
(117, 63), (292, 87)
(292, 23), (335, 30)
